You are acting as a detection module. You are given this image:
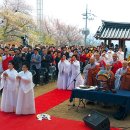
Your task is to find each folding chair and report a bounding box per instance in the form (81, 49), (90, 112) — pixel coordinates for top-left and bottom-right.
(39, 68), (48, 85)
(48, 66), (56, 81)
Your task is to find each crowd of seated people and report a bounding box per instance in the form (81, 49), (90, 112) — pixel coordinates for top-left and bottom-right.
(83, 52), (130, 91)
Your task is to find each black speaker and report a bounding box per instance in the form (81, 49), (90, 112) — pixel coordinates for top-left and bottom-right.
(83, 111), (110, 130)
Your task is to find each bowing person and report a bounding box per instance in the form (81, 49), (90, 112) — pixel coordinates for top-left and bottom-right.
(16, 64), (35, 115)
(0, 61), (18, 112)
(57, 54), (70, 90)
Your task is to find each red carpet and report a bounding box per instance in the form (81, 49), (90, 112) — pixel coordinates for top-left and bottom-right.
(0, 113), (121, 130)
(35, 89), (71, 113)
(0, 89), (121, 130)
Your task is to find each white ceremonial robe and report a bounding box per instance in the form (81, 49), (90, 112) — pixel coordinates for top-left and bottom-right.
(107, 51), (114, 63)
(0, 69), (18, 112)
(83, 63), (96, 85)
(117, 51), (124, 62)
(57, 60), (70, 90)
(115, 68), (127, 90)
(100, 54), (109, 64)
(16, 71), (35, 115)
(67, 60), (84, 90)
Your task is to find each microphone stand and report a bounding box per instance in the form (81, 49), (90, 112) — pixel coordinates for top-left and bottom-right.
(68, 65), (85, 110)
(67, 70), (82, 90)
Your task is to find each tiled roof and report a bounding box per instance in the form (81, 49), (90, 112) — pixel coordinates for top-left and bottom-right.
(95, 21), (130, 40)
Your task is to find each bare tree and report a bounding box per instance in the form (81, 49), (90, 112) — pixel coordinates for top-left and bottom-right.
(53, 19), (83, 46)
(1, 0), (32, 14)
(41, 18), (83, 46)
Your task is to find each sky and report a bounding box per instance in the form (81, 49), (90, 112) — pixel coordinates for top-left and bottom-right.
(27, 0), (130, 34)
(0, 0), (130, 51)
(27, 0), (130, 52)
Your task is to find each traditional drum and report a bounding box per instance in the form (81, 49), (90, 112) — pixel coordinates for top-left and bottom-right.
(96, 70), (115, 90)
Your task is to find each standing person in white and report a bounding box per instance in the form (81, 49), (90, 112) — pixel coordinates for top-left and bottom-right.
(16, 64), (35, 115)
(57, 55), (70, 90)
(67, 55), (84, 90)
(0, 61), (18, 112)
(100, 50), (109, 64)
(117, 48), (124, 62)
(107, 49), (114, 63)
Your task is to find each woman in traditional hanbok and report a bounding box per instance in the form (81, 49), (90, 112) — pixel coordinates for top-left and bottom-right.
(16, 64), (35, 115)
(0, 61), (18, 112)
(67, 55), (84, 90)
(57, 55), (70, 90)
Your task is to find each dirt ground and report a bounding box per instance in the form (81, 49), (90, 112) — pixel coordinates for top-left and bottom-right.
(0, 82), (130, 129)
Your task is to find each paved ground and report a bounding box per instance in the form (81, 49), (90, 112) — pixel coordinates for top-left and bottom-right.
(0, 82), (130, 129)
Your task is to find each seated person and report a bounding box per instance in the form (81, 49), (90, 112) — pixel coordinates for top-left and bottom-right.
(100, 50), (109, 64)
(83, 57), (100, 86)
(97, 63), (115, 89)
(110, 53), (122, 74)
(128, 61), (130, 69)
(127, 55), (130, 62)
(120, 61), (130, 90)
(115, 61), (128, 90)
(94, 53), (106, 70)
(83, 57), (96, 85)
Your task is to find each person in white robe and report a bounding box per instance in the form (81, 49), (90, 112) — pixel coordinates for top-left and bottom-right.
(0, 61), (18, 112)
(100, 50), (109, 64)
(116, 48), (124, 62)
(83, 57), (96, 85)
(107, 49), (114, 63)
(94, 53), (106, 70)
(16, 64), (35, 115)
(115, 61), (128, 90)
(57, 55), (70, 90)
(0, 54), (3, 74)
(67, 55), (84, 90)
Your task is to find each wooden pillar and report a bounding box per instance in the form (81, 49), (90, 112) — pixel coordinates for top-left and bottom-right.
(108, 39), (111, 45)
(119, 40), (121, 48)
(123, 40), (125, 51)
(108, 39), (111, 49)
(119, 39), (125, 51)
(104, 39), (107, 46)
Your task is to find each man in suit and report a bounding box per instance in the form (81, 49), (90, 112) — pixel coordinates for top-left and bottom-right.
(41, 49), (53, 83)
(21, 47), (28, 65)
(13, 49), (22, 71)
(30, 48), (41, 86)
(26, 47), (33, 68)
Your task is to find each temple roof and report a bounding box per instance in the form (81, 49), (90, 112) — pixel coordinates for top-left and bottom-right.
(95, 20), (130, 40)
